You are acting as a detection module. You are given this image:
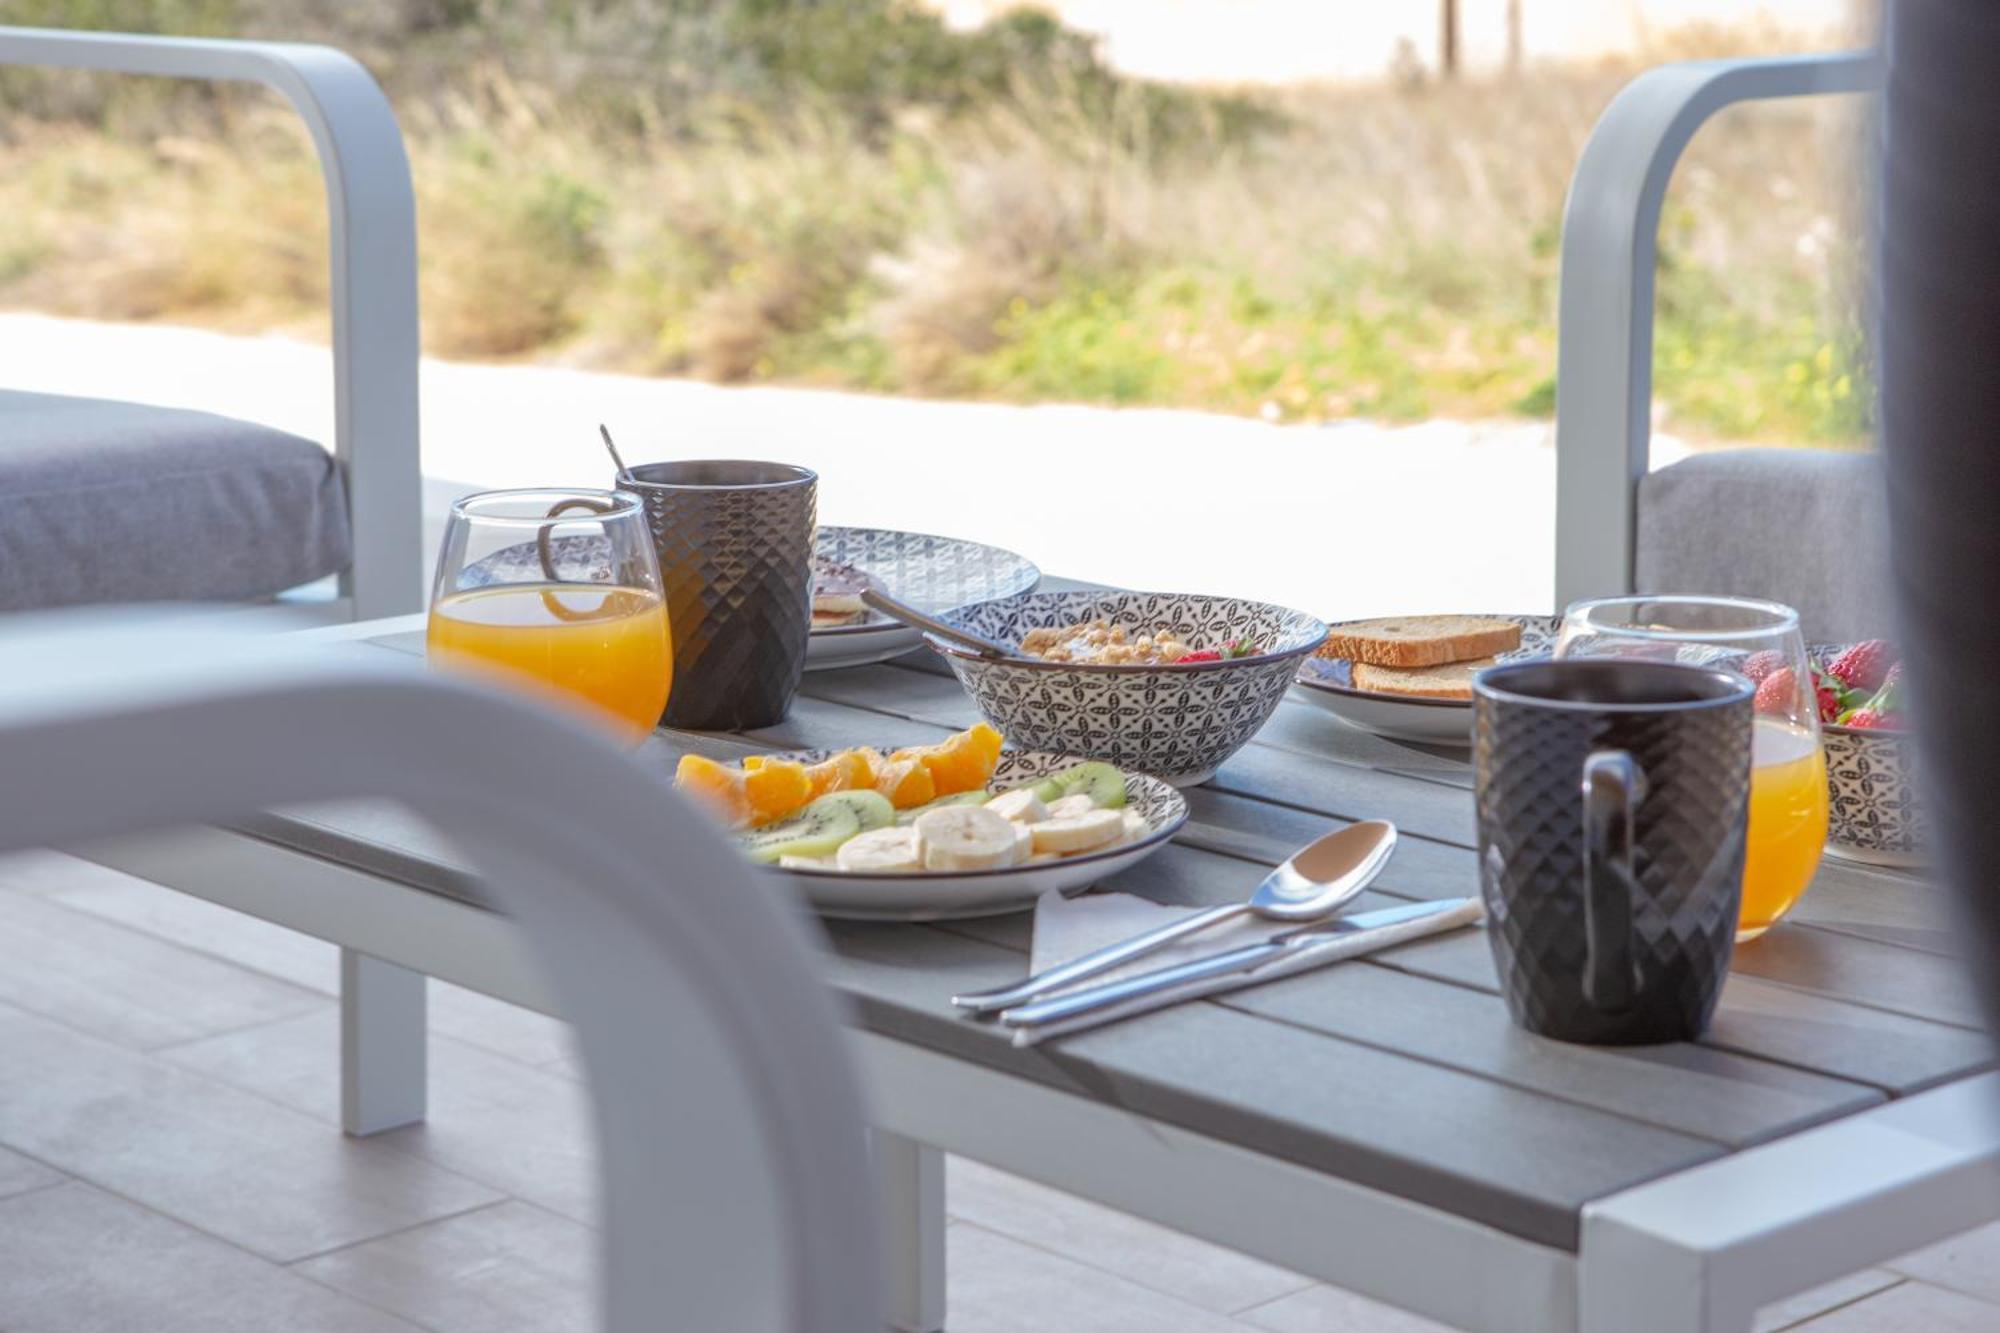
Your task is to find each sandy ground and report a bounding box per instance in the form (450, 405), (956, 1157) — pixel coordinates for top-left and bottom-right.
(0, 313), (1695, 620)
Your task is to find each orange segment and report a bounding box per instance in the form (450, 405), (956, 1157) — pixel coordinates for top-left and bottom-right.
(801, 750), (874, 800)
(892, 722), (1005, 796)
(742, 758), (811, 825)
(674, 754), (750, 828)
(874, 756), (937, 809)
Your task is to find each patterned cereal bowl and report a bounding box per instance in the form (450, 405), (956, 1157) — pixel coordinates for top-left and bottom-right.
(1822, 721), (1927, 867)
(928, 591), (1329, 786)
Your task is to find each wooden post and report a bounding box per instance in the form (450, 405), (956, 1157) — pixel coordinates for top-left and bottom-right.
(1440, 0), (1461, 78)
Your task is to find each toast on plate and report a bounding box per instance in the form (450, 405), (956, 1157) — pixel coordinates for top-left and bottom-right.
(1318, 615), (1521, 668)
(1350, 657), (1496, 701)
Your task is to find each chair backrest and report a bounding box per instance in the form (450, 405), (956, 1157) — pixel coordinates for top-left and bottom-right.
(1553, 52), (1882, 620)
(0, 616), (883, 1332)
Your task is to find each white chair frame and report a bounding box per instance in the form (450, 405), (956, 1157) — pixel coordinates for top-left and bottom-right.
(0, 621), (883, 1331)
(0, 26), (425, 621)
(1552, 51), (1882, 610)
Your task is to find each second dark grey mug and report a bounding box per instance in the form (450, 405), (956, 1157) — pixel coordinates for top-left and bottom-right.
(1473, 659), (1753, 1045)
(618, 460), (816, 731)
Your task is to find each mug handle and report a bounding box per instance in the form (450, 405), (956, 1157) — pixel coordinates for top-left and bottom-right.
(1581, 749), (1647, 1014)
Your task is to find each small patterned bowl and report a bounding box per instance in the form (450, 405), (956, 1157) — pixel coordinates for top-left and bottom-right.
(1809, 643), (1926, 867)
(929, 591), (1329, 785)
(1821, 722), (1926, 866)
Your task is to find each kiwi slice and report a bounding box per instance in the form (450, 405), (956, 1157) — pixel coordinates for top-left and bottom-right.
(999, 777), (1065, 804)
(894, 790), (991, 826)
(1048, 761), (1129, 809)
(811, 789), (896, 832)
(738, 802), (861, 865)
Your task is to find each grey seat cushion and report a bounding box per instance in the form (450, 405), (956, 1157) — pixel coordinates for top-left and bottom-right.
(1636, 447), (1889, 645)
(0, 391), (351, 611)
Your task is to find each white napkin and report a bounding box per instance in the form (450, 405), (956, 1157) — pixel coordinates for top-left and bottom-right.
(1027, 888), (1278, 990)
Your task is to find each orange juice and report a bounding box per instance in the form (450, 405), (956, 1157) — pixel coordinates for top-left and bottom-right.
(1738, 718), (1829, 939)
(427, 584), (671, 743)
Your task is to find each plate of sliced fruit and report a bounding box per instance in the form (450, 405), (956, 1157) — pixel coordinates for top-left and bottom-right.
(673, 724), (1187, 920)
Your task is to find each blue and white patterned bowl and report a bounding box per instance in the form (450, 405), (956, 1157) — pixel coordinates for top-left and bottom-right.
(1813, 642), (1926, 867)
(928, 591), (1329, 785)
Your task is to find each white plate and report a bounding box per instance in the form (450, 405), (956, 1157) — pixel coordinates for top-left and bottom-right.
(1290, 615), (1560, 747)
(806, 527), (1040, 672)
(750, 750), (1187, 920)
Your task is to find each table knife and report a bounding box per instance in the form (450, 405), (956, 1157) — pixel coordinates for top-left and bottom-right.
(1003, 897), (1485, 1046)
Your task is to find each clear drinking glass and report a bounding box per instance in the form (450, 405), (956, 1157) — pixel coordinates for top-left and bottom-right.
(1556, 595), (1828, 941)
(427, 489), (672, 745)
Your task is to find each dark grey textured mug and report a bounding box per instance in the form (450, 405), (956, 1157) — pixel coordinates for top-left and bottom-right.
(1473, 659), (1753, 1045)
(618, 460), (816, 730)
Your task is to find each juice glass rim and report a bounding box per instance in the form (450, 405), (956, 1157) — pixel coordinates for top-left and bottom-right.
(447, 487), (643, 527)
(1562, 594), (1801, 643)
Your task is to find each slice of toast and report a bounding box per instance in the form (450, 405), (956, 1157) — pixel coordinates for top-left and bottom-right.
(1350, 657), (1496, 701)
(1318, 615), (1521, 668)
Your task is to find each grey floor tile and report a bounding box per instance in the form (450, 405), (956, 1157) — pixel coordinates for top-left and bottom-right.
(947, 1157), (1312, 1315)
(168, 1009), (599, 1223)
(1754, 1271), (1904, 1332)
(1789, 1279), (2000, 1330)
(946, 1223), (1246, 1333)
(0, 1182), (422, 1332)
(430, 982), (577, 1068)
(0, 849), (130, 897)
(1237, 1280), (1456, 1332)
(0, 1144), (64, 1200)
(0, 890), (326, 1049)
(1888, 1219), (2000, 1306)
(0, 1004), (501, 1261)
(52, 870), (341, 993)
(295, 1200), (597, 1333)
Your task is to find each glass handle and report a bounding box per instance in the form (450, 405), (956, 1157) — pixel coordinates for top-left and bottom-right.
(1581, 748), (1646, 1014)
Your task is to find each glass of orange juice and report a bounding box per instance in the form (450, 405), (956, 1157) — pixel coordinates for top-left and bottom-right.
(1556, 596), (1828, 941)
(428, 489), (671, 745)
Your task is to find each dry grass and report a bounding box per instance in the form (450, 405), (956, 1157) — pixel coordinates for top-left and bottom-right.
(0, 33), (1870, 441)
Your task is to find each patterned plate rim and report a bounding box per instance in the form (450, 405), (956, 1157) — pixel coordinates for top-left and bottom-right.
(930, 590), (1327, 674)
(751, 749), (1187, 879)
(1293, 613), (1560, 709)
(812, 527), (1041, 638)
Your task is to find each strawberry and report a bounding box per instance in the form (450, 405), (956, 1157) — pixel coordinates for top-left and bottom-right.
(1826, 640), (1895, 694)
(1753, 667), (1796, 716)
(1811, 665), (1844, 722)
(1842, 707), (1895, 730)
(1739, 650), (1787, 684)
(1177, 649), (1222, 664)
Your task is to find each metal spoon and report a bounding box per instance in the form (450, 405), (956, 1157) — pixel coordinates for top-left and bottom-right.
(598, 423), (631, 478)
(860, 587), (1017, 660)
(950, 819), (1398, 1013)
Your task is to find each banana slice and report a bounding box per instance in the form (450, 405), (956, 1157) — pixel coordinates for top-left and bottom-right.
(836, 826), (923, 874)
(915, 806), (1020, 871)
(1031, 808), (1125, 856)
(985, 788), (1049, 824)
(1012, 822), (1035, 861)
(1046, 793), (1098, 820)
(778, 854), (839, 871)
(1120, 810), (1151, 844)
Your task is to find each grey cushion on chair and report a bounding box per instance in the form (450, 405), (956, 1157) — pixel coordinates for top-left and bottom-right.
(0, 391), (351, 611)
(1635, 447), (1889, 645)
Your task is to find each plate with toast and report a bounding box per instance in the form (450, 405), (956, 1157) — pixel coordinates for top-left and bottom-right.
(808, 527), (1041, 671)
(1293, 614), (1559, 744)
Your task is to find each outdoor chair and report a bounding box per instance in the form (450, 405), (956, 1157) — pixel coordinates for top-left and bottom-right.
(1554, 52), (1888, 643)
(0, 28), (423, 623)
(0, 614), (884, 1331)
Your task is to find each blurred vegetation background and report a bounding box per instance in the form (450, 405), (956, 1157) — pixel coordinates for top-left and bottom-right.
(0, 0), (1870, 441)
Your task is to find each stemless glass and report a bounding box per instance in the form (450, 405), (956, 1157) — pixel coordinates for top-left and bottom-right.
(1556, 596), (1828, 941)
(427, 489), (672, 745)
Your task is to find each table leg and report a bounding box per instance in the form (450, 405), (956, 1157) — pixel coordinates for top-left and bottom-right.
(340, 948), (428, 1136)
(874, 1130), (945, 1333)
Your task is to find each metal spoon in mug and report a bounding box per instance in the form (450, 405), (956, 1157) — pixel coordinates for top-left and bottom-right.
(598, 423), (631, 478)
(860, 587), (1017, 660)
(951, 819), (1398, 1014)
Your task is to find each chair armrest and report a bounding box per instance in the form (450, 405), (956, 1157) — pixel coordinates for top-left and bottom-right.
(0, 27), (424, 619)
(1552, 51), (1881, 610)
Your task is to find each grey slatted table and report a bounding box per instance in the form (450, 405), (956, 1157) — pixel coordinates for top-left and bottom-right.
(70, 615), (2000, 1333)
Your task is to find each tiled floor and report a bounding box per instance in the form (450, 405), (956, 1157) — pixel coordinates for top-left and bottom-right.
(0, 850), (1993, 1332)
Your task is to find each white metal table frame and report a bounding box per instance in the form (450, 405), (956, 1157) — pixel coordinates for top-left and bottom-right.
(66, 633), (2000, 1333)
